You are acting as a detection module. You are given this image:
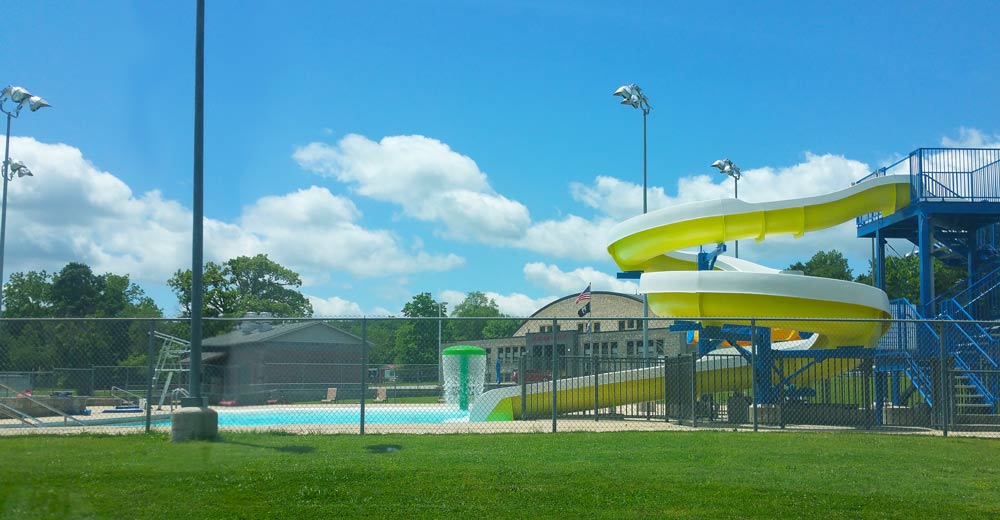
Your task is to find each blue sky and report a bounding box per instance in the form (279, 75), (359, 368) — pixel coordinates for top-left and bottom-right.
(3, 1), (999, 317)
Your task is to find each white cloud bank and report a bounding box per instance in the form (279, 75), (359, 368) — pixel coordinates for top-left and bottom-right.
(941, 127), (1000, 148)
(293, 134), (616, 261)
(437, 289), (556, 318)
(293, 134), (531, 242)
(4, 137), (463, 290)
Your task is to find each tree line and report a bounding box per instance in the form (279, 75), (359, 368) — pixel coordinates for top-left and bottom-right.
(0, 254), (519, 371)
(0, 249), (965, 373)
(787, 249), (965, 303)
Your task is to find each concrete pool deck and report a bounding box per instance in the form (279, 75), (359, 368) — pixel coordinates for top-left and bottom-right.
(0, 403), (994, 438)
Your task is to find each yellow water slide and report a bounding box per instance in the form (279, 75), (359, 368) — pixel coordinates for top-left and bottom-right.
(607, 174), (911, 348)
(470, 175), (911, 421)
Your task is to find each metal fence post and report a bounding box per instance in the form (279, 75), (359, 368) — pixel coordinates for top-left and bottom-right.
(751, 319), (758, 432)
(360, 317), (367, 436)
(593, 353), (599, 421)
(662, 355), (668, 423)
(551, 318), (557, 433)
(690, 353), (697, 427)
(519, 355), (526, 420)
(938, 320), (948, 437)
(145, 320), (156, 433)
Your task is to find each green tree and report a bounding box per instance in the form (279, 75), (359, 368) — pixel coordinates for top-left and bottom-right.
(447, 291), (519, 340)
(2, 271), (52, 318)
(482, 318), (519, 339)
(168, 254), (314, 336)
(393, 293), (442, 365)
(787, 250), (853, 280)
(0, 263), (162, 372)
(857, 255), (967, 305)
(448, 291), (499, 341)
(50, 262), (102, 317)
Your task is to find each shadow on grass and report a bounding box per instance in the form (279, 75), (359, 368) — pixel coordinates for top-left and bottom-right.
(365, 444), (403, 454)
(218, 438), (316, 454)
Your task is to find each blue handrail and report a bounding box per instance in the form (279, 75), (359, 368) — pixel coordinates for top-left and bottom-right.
(856, 148), (1000, 228)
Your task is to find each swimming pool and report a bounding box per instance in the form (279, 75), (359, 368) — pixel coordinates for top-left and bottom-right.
(145, 406), (470, 427)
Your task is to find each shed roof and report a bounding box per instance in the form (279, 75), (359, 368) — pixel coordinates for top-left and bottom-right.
(202, 320), (367, 348)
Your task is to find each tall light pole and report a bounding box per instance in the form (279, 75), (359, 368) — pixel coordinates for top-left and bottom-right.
(614, 84), (652, 356)
(712, 159), (742, 258)
(0, 86), (50, 310)
(184, 0), (207, 408)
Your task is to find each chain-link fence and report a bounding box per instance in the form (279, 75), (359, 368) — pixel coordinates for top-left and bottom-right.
(0, 316), (997, 437)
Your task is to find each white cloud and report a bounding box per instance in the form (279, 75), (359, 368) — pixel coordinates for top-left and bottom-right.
(575, 153), (872, 212)
(487, 292), (558, 317)
(516, 215), (617, 261)
(941, 127), (1000, 148)
(3, 138), (464, 290)
(293, 134), (531, 242)
(438, 288), (556, 317)
(570, 176), (670, 220)
(239, 186), (464, 281)
(306, 294), (364, 317)
(570, 152), (878, 270)
(523, 262), (639, 295)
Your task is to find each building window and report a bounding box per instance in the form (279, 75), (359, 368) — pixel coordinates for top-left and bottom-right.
(584, 342), (591, 356)
(601, 342), (609, 355)
(627, 341), (634, 355)
(618, 320), (626, 331)
(656, 339), (664, 355)
(594, 322), (601, 333)
(610, 342), (618, 356)
(578, 323), (585, 332)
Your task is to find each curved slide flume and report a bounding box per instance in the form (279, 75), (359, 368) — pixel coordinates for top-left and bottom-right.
(607, 174), (911, 348)
(469, 175), (911, 421)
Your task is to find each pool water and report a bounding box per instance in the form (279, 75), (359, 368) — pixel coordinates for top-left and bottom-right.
(146, 406), (470, 427)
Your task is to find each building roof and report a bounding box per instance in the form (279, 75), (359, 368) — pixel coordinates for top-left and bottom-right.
(526, 291), (642, 318)
(202, 320), (367, 348)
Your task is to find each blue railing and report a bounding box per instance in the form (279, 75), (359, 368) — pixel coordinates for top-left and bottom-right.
(949, 264), (1000, 321)
(927, 262), (1000, 319)
(878, 299), (938, 356)
(856, 148), (1000, 228)
(939, 300), (998, 410)
(940, 300), (998, 368)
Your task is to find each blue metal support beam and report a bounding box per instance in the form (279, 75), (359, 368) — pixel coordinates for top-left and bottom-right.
(697, 243), (727, 271)
(918, 213), (935, 317)
(875, 229), (886, 291)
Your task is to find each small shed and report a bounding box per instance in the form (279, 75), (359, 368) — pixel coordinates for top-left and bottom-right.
(200, 321), (371, 404)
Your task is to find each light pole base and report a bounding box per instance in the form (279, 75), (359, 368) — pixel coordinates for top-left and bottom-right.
(171, 405), (218, 442)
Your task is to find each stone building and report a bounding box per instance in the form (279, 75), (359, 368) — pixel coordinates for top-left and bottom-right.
(444, 291), (686, 382)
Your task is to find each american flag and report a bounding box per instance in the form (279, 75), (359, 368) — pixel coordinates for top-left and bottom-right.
(574, 283), (591, 305)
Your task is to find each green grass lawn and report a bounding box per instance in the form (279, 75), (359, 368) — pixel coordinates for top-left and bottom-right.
(1, 431), (998, 519)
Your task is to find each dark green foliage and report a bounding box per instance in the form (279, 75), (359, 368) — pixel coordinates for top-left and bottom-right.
(787, 250), (853, 280)
(446, 291), (519, 340)
(168, 254), (313, 337)
(855, 255), (966, 304)
(394, 293), (442, 365)
(0, 263), (162, 372)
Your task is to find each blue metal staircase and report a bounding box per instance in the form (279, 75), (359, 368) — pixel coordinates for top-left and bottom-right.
(859, 148), (1000, 417)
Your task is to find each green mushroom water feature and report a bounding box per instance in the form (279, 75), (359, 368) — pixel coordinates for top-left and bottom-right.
(441, 345), (487, 411)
